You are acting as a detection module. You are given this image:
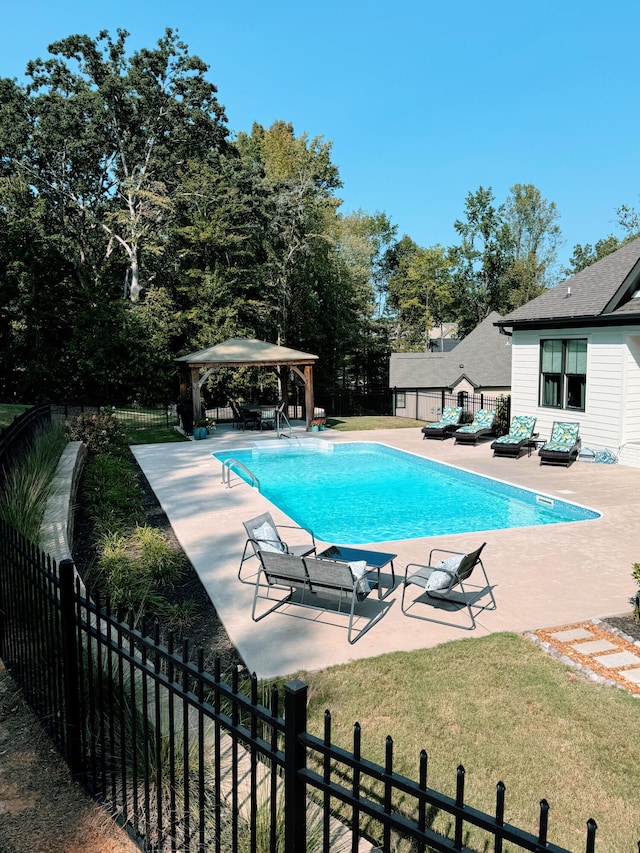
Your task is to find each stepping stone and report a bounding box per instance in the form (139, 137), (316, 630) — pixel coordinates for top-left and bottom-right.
(593, 650), (640, 669)
(620, 668), (640, 685)
(571, 639), (617, 654)
(551, 628), (594, 642)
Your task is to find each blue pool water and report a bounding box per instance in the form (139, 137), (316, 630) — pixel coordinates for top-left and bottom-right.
(213, 441), (600, 545)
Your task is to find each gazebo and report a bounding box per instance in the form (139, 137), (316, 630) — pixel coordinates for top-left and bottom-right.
(175, 338), (319, 426)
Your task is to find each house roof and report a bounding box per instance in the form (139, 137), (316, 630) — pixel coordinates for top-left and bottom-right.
(496, 237), (640, 329)
(175, 338), (318, 367)
(389, 312), (512, 389)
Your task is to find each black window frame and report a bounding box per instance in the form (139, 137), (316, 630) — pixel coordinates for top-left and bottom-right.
(539, 338), (587, 411)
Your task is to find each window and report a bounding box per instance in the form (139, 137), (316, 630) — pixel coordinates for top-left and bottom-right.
(540, 339), (586, 410)
(396, 391), (406, 409)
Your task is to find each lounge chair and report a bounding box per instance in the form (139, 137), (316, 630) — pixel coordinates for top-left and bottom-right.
(421, 406), (463, 440)
(538, 422), (581, 467)
(490, 415), (537, 459)
(453, 409), (496, 445)
(400, 543), (495, 629)
(238, 511), (316, 582)
(252, 550), (387, 643)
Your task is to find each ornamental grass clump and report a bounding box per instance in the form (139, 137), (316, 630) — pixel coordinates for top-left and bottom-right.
(0, 422), (67, 543)
(96, 525), (183, 622)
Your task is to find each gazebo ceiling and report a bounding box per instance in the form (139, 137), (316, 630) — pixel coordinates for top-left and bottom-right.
(175, 338), (318, 368)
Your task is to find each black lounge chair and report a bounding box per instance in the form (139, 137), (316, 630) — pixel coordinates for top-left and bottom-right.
(490, 415), (537, 459)
(401, 543), (495, 629)
(454, 409), (496, 445)
(421, 406), (463, 440)
(538, 422), (581, 467)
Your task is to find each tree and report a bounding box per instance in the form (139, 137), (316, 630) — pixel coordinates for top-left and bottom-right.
(10, 28), (228, 301)
(384, 237), (453, 351)
(502, 183), (561, 304)
(450, 186), (511, 335)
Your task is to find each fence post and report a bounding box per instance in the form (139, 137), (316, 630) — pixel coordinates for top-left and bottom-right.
(284, 678), (308, 853)
(59, 558), (83, 778)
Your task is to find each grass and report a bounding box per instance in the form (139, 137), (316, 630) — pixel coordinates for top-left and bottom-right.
(0, 422), (68, 542)
(125, 425), (188, 444)
(326, 415), (424, 431)
(0, 403), (31, 429)
(291, 632), (640, 853)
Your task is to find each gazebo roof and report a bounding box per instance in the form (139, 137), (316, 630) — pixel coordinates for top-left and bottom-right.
(175, 338), (318, 367)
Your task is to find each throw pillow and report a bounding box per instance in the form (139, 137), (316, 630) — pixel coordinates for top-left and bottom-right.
(349, 560), (371, 596)
(426, 554), (462, 591)
(252, 521), (285, 553)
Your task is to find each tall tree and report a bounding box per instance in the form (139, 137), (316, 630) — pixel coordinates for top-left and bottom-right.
(502, 183), (561, 304)
(450, 186), (511, 335)
(384, 238), (453, 352)
(10, 28), (228, 301)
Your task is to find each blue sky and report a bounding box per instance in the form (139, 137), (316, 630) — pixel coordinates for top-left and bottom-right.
(2, 0), (639, 272)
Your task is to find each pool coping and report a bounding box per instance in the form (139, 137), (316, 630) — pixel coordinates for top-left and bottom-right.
(132, 425), (640, 679)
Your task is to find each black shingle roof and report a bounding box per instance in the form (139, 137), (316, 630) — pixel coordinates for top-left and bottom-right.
(496, 237), (640, 327)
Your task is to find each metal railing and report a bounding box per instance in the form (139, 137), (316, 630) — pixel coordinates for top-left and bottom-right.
(0, 518), (608, 853)
(220, 457), (261, 490)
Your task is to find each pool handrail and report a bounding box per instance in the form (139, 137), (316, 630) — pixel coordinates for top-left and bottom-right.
(221, 457), (261, 490)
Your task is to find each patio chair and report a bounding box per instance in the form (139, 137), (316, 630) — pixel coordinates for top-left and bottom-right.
(259, 405), (276, 430)
(490, 415), (537, 459)
(401, 543), (495, 629)
(538, 422), (581, 467)
(239, 511), (316, 582)
(421, 406), (463, 440)
(453, 409), (496, 445)
(252, 551), (387, 643)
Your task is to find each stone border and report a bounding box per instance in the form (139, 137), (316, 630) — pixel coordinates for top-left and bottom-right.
(39, 441), (87, 563)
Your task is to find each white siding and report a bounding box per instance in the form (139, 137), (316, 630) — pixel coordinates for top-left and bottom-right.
(623, 336), (640, 443)
(511, 325), (640, 452)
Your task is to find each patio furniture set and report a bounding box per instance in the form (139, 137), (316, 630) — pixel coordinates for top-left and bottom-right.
(239, 512), (495, 643)
(421, 407), (582, 466)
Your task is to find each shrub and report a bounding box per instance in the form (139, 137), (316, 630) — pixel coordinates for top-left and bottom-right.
(66, 407), (127, 456)
(95, 525), (184, 624)
(82, 453), (144, 533)
(633, 563), (640, 622)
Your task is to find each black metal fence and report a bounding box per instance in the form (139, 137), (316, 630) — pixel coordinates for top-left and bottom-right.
(316, 389), (393, 418)
(393, 389), (511, 434)
(0, 518), (602, 853)
(0, 403), (51, 482)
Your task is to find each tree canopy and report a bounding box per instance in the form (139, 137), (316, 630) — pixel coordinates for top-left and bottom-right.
(3, 28), (624, 404)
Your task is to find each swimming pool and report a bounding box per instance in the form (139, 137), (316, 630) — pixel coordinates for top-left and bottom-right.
(213, 441), (600, 544)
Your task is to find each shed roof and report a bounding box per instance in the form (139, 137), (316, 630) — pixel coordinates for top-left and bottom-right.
(175, 338), (318, 367)
(390, 312), (511, 389)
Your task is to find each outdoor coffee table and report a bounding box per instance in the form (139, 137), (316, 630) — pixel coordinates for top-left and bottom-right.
(316, 545), (397, 600)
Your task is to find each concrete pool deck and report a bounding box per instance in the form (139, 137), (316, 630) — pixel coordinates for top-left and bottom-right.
(131, 424), (640, 679)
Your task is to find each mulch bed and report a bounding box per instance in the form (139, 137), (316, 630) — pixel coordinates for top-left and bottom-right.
(72, 452), (247, 680)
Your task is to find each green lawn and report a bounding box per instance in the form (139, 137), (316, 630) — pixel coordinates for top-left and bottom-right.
(292, 632), (640, 852)
(327, 415), (423, 431)
(0, 403), (31, 428)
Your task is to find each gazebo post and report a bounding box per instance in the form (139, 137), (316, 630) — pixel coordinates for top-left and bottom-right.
(190, 367), (202, 422)
(304, 365), (314, 425)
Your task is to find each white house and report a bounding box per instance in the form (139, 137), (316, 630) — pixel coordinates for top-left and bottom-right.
(389, 312), (512, 420)
(495, 237), (640, 467)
